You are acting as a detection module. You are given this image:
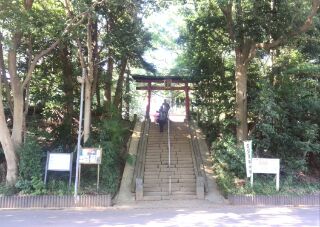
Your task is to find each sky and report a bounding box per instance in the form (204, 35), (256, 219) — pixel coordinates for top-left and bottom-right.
(141, 4), (185, 75)
(133, 4), (188, 118)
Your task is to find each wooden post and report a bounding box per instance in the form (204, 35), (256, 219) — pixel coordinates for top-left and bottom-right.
(146, 82), (151, 118)
(185, 82), (190, 120)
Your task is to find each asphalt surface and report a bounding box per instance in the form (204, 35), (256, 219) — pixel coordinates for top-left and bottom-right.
(0, 206), (319, 227)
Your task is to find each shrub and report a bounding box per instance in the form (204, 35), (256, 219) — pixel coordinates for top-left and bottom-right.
(15, 135), (45, 194)
(211, 134), (246, 196)
(251, 77), (320, 174)
(85, 117), (130, 195)
(212, 135), (246, 178)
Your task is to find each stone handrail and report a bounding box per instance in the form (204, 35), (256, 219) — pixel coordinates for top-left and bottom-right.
(131, 119), (150, 199)
(188, 120), (208, 198)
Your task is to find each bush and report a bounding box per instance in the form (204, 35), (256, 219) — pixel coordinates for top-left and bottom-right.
(16, 135), (45, 194)
(212, 135), (246, 178)
(0, 183), (18, 196)
(46, 179), (71, 195)
(85, 117), (130, 195)
(211, 134), (246, 196)
(251, 77), (320, 174)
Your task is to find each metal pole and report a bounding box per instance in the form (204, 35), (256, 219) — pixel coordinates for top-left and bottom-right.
(168, 113), (171, 195)
(74, 69), (85, 201)
(97, 164), (100, 192)
(168, 93), (172, 195)
(168, 115), (171, 168)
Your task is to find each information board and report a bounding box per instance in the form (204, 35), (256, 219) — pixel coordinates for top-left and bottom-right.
(252, 158), (280, 174)
(251, 158), (280, 191)
(48, 153), (72, 171)
(79, 148), (102, 164)
(44, 152), (73, 187)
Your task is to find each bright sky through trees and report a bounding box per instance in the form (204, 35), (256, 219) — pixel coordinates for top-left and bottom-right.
(142, 4), (185, 75)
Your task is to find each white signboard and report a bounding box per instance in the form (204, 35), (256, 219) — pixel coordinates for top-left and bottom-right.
(79, 148), (102, 164)
(243, 140), (253, 177)
(251, 158), (280, 191)
(48, 153), (72, 171)
(252, 158), (280, 174)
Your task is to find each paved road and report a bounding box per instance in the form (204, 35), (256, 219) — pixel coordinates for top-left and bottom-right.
(0, 206), (319, 227)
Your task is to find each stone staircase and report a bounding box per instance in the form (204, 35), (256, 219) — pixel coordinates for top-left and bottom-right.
(143, 121), (197, 200)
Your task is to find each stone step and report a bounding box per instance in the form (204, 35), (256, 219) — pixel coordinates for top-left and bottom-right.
(141, 122), (198, 201)
(144, 167), (194, 171)
(144, 173), (196, 178)
(143, 191), (196, 196)
(143, 189), (196, 195)
(145, 162), (194, 167)
(145, 159), (193, 164)
(145, 157), (191, 161)
(143, 194), (198, 201)
(144, 184), (196, 192)
(144, 168), (193, 173)
(144, 174), (195, 180)
(144, 181), (196, 187)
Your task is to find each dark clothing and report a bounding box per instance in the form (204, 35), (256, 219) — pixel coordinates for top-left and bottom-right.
(158, 108), (167, 132)
(158, 101), (170, 133)
(159, 119), (165, 132)
(162, 102), (170, 114)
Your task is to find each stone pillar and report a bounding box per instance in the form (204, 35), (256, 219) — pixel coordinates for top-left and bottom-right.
(185, 82), (190, 120)
(146, 82), (151, 118)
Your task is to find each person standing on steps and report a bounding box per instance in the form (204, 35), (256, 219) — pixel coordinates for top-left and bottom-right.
(162, 99), (170, 118)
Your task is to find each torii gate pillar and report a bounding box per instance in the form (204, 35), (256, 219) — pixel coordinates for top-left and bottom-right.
(146, 82), (151, 118)
(185, 82), (190, 120)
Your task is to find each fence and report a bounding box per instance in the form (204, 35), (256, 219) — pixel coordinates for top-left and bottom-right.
(0, 194), (111, 208)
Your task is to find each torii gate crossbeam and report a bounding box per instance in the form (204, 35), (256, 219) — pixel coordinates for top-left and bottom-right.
(132, 75), (191, 119)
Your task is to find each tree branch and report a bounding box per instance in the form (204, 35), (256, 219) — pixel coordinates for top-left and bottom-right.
(87, 14), (94, 84)
(76, 39), (86, 73)
(22, 0), (107, 89)
(244, 42), (257, 65)
(257, 0), (320, 51)
(298, 0), (320, 33)
(219, 2), (235, 41)
(22, 39), (60, 89)
(0, 33), (13, 113)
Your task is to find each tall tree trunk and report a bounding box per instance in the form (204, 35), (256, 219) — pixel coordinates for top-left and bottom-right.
(83, 15), (94, 143)
(59, 43), (74, 138)
(83, 76), (92, 143)
(0, 41), (18, 186)
(105, 15), (114, 108)
(105, 55), (113, 104)
(0, 33), (13, 114)
(124, 72), (130, 120)
(0, 97), (18, 186)
(8, 38), (24, 149)
(95, 67), (101, 108)
(113, 57), (127, 112)
(235, 50), (248, 143)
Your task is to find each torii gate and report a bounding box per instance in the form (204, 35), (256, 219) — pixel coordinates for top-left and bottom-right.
(132, 75), (191, 119)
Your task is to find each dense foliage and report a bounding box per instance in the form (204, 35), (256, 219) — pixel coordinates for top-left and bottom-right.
(0, 0), (319, 197)
(177, 0), (320, 194)
(0, 0), (157, 192)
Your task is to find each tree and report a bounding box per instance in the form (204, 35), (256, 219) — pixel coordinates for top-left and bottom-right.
(0, 0), (102, 185)
(217, 0), (320, 142)
(0, 0), (66, 185)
